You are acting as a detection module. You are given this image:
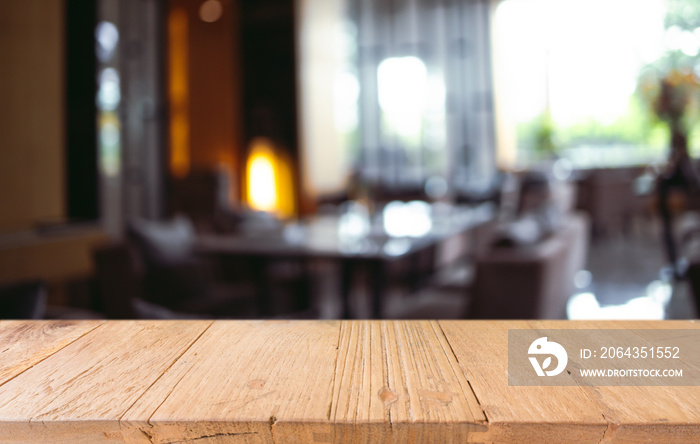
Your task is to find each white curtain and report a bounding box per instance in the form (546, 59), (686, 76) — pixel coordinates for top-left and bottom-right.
(351, 0), (498, 195)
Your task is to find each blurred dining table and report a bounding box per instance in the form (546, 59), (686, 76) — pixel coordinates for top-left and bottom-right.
(195, 201), (496, 319)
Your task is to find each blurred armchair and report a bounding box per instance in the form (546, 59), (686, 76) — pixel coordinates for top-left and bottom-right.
(93, 243), (193, 319)
(92, 216), (256, 319)
(470, 212), (589, 319)
(125, 216), (257, 316)
(170, 167), (238, 233)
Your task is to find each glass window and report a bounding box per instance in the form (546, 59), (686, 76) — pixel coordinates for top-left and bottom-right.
(493, 0), (700, 168)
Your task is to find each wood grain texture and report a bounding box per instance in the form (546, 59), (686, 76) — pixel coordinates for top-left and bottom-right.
(439, 320), (608, 444)
(1, 320), (700, 443)
(0, 321), (212, 443)
(565, 320), (700, 444)
(524, 320), (700, 443)
(441, 320), (700, 444)
(0, 320), (103, 386)
(330, 321), (486, 442)
(124, 320), (341, 443)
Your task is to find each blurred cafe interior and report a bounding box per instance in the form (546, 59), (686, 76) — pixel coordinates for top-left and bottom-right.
(2, 0), (700, 321)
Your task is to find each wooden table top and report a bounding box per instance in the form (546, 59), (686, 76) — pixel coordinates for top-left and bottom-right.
(0, 320), (699, 443)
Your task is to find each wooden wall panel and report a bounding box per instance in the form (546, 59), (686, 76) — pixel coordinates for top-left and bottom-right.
(0, 0), (65, 233)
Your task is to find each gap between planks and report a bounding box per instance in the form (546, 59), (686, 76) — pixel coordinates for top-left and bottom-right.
(380, 321), (394, 431)
(1, 320), (491, 441)
(0, 321), (105, 390)
(122, 320), (216, 424)
(431, 320), (489, 425)
(128, 320), (489, 433)
(329, 320), (488, 441)
(325, 320), (344, 422)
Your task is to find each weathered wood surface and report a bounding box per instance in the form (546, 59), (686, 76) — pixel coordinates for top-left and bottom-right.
(0, 320), (698, 443)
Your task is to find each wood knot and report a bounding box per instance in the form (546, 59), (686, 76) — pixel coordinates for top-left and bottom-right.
(378, 387), (398, 405)
(248, 379), (266, 389)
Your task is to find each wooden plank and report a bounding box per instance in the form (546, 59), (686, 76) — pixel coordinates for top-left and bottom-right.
(330, 320), (486, 442)
(127, 320), (487, 443)
(329, 320), (388, 441)
(529, 320), (700, 444)
(581, 385), (700, 444)
(2, 320), (700, 443)
(0, 320), (103, 387)
(122, 320), (341, 443)
(439, 320), (608, 444)
(441, 320), (700, 443)
(0, 320), (212, 443)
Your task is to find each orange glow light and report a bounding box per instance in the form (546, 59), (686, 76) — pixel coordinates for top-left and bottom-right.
(246, 138), (278, 212)
(168, 8), (190, 178)
(245, 138), (296, 218)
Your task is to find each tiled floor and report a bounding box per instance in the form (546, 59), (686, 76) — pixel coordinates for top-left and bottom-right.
(569, 219), (698, 320)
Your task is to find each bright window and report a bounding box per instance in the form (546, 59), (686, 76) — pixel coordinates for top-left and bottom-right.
(493, 0), (700, 168)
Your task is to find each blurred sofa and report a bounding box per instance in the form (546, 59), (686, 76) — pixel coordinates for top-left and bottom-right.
(470, 211), (589, 319)
(389, 171), (589, 320)
(467, 170), (589, 319)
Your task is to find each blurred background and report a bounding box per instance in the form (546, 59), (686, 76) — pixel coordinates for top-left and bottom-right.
(2, 0), (700, 321)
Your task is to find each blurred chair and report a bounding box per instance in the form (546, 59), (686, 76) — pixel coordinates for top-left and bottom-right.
(675, 211), (700, 313)
(171, 167), (237, 233)
(0, 280), (47, 319)
(93, 243), (190, 319)
(172, 168), (314, 316)
(576, 166), (651, 236)
(125, 216), (257, 317)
